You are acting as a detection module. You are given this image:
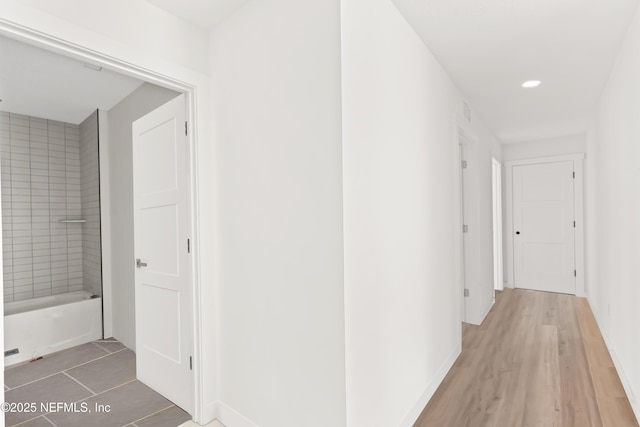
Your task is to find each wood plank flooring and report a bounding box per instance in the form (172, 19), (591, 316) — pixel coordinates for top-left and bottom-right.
(414, 289), (638, 427)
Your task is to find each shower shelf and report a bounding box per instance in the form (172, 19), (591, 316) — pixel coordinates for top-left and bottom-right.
(59, 219), (86, 223)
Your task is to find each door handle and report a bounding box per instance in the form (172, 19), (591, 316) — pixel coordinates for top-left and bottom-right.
(136, 258), (148, 268)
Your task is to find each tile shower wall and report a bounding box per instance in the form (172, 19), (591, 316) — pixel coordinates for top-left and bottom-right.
(79, 111), (102, 297)
(0, 112), (84, 302)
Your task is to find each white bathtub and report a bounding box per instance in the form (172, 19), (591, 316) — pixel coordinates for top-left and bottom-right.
(4, 290), (103, 366)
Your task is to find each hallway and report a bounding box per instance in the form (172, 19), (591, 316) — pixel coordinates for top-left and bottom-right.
(414, 289), (638, 427)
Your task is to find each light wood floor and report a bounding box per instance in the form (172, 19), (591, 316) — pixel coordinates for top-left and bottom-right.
(414, 288), (638, 427)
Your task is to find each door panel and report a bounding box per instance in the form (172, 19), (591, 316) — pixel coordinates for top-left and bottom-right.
(133, 93), (192, 413)
(513, 161), (575, 294)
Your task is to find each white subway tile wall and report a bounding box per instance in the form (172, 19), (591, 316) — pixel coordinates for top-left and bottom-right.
(79, 111), (102, 297)
(0, 111), (101, 302)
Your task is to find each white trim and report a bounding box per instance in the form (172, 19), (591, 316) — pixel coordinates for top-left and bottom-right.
(0, 124), (5, 407)
(0, 19), (206, 423)
(477, 298), (495, 326)
(504, 153), (586, 296)
(491, 157), (504, 292)
(453, 121), (465, 324)
(589, 298), (639, 420)
(213, 401), (261, 427)
(98, 109), (113, 339)
(457, 123), (479, 324)
(399, 343), (462, 427)
(573, 159), (586, 297)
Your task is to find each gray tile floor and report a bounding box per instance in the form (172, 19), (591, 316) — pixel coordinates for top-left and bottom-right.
(4, 339), (191, 427)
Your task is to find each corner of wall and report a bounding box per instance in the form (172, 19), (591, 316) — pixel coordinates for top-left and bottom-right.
(398, 342), (462, 427)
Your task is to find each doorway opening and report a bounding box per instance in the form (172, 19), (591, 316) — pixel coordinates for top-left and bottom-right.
(0, 28), (202, 422)
(504, 154), (585, 296)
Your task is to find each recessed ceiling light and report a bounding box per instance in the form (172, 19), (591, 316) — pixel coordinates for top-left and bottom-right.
(522, 80), (542, 88)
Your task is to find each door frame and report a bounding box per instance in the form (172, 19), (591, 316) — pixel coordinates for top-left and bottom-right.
(504, 154), (585, 297)
(491, 157), (504, 292)
(0, 20), (205, 421)
(455, 123), (478, 324)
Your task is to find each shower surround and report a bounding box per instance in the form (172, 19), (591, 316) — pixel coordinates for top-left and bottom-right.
(0, 111), (102, 303)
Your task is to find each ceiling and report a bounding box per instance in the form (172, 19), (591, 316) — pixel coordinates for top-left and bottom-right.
(146, 0), (253, 31)
(149, 0), (639, 144)
(0, 36), (143, 124)
(392, 0), (640, 143)
(9, 2), (630, 142)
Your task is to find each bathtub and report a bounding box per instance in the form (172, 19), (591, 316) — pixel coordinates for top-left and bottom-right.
(4, 290), (103, 366)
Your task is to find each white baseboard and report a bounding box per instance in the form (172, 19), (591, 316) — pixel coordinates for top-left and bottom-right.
(179, 420), (224, 427)
(609, 347), (639, 418)
(588, 297), (639, 422)
(212, 401), (260, 427)
(467, 298), (495, 326)
(399, 343), (462, 427)
(201, 400), (217, 425)
(575, 289), (587, 298)
(478, 298), (495, 325)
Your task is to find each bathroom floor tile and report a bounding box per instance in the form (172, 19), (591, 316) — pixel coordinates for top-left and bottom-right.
(65, 349), (136, 394)
(46, 380), (172, 427)
(91, 338), (126, 354)
(134, 404), (192, 427)
(5, 343), (109, 389)
(4, 373), (93, 426)
(4, 340), (193, 426)
(13, 416), (56, 426)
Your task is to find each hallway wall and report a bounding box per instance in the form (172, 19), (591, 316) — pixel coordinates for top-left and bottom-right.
(501, 134), (586, 162)
(587, 3), (640, 419)
(209, 0), (346, 425)
(342, 0), (499, 424)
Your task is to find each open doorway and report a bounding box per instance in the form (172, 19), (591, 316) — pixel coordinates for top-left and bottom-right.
(0, 32), (200, 424)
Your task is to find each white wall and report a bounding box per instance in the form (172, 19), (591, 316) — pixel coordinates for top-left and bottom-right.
(587, 3), (640, 419)
(15, 0), (209, 74)
(341, 0), (498, 424)
(501, 134), (586, 162)
(208, 1), (346, 426)
(105, 83), (179, 351)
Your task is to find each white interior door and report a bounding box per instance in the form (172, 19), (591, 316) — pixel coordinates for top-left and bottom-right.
(132, 94), (193, 413)
(513, 161), (575, 294)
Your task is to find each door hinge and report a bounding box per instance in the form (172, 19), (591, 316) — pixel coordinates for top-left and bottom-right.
(574, 270), (577, 277)
(573, 171), (575, 178)
(185, 121), (188, 136)
(462, 160), (468, 169)
(464, 289), (470, 297)
(189, 356), (193, 371)
(463, 224), (469, 233)
(187, 238), (190, 254)
(573, 221), (576, 228)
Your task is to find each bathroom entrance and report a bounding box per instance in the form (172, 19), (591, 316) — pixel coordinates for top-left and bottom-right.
(0, 33), (198, 419)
